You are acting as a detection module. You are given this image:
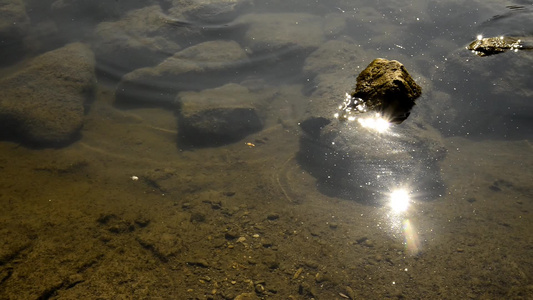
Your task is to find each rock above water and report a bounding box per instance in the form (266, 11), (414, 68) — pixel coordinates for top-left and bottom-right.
(351, 58), (422, 124)
(176, 83), (263, 147)
(299, 56), (444, 202)
(0, 43), (96, 146)
(115, 40), (249, 108)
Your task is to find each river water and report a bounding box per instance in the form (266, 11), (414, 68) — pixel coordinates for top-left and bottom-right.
(0, 0), (532, 299)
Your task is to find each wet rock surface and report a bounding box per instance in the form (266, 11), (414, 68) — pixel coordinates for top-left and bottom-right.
(0, 43), (96, 146)
(349, 58), (422, 124)
(176, 83), (263, 147)
(466, 35), (530, 57)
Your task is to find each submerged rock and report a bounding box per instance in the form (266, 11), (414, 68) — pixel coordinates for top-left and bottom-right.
(176, 83), (263, 147)
(92, 5), (184, 77)
(0, 43), (96, 146)
(0, 0), (30, 65)
(168, 0), (253, 23)
(115, 40), (249, 108)
(236, 13), (327, 54)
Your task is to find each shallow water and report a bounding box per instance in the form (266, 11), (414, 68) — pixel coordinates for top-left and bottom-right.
(0, 0), (532, 299)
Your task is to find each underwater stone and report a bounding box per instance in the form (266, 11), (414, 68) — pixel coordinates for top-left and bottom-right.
(176, 83), (262, 147)
(0, 0), (30, 65)
(0, 43), (96, 146)
(115, 40), (249, 108)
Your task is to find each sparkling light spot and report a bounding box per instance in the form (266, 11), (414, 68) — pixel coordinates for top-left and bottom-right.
(389, 189), (410, 213)
(358, 113), (390, 133)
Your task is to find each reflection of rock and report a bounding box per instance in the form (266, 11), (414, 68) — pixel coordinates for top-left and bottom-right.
(92, 5), (183, 77)
(236, 13), (327, 54)
(0, 43), (96, 146)
(350, 58), (422, 124)
(0, 0), (30, 65)
(115, 40), (249, 108)
(176, 84), (263, 147)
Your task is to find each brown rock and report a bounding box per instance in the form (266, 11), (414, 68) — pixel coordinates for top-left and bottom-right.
(176, 83), (263, 147)
(351, 58), (422, 124)
(0, 43), (96, 146)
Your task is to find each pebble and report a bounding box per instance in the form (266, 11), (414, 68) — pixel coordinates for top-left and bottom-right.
(267, 213), (279, 220)
(225, 231), (239, 240)
(343, 286), (355, 299)
(293, 267), (303, 279)
(364, 239), (374, 247)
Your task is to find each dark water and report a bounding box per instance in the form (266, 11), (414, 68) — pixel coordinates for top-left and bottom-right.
(0, 0), (532, 299)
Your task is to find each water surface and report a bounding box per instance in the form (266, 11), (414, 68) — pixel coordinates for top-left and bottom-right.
(0, 0), (531, 299)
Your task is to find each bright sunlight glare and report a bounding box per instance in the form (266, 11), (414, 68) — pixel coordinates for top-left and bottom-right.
(358, 113), (390, 133)
(389, 189), (410, 213)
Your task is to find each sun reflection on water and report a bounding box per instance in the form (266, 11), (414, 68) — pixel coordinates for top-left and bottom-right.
(385, 188), (421, 255)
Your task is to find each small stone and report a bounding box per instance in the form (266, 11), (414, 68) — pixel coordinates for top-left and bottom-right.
(261, 239), (273, 248)
(329, 222), (338, 229)
(363, 239), (374, 247)
(266, 213), (279, 220)
(304, 260), (319, 269)
(315, 272), (328, 283)
(225, 230), (239, 240)
(293, 268), (303, 279)
(187, 258), (209, 268)
(343, 286), (356, 300)
(190, 212), (206, 223)
(356, 237), (368, 244)
(134, 217), (150, 227)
